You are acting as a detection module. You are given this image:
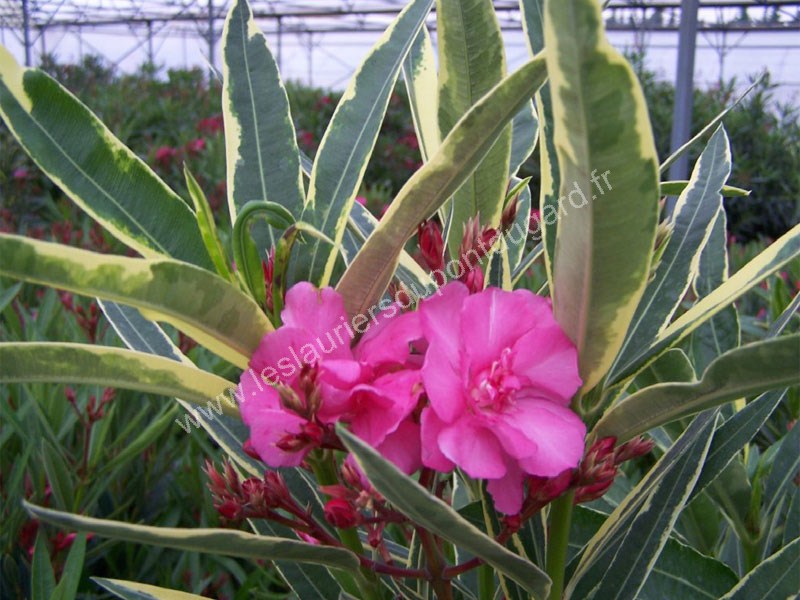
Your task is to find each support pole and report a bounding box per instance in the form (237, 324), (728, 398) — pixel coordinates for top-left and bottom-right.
(277, 16), (283, 71)
(207, 0), (216, 79)
(21, 0), (32, 66)
(667, 0), (700, 211)
(146, 20), (154, 65)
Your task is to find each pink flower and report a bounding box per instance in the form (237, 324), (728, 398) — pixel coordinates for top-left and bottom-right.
(240, 283), (423, 472)
(355, 196), (368, 206)
(154, 146), (177, 166)
(186, 137), (206, 155)
(418, 283), (585, 514)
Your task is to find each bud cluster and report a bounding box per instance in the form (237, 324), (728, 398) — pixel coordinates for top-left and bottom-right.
(573, 436), (654, 504)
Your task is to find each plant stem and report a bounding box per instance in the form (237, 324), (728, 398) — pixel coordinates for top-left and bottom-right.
(418, 527), (453, 600)
(546, 491), (574, 600)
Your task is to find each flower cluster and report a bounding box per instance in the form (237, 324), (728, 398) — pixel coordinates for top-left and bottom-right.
(239, 279), (587, 514)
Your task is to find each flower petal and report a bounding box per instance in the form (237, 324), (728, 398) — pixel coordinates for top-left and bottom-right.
(418, 282), (468, 365)
(511, 326), (582, 405)
(421, 347), (466, 423)
(355, 307), (422, 369)
(281, 283), (352, 358)
(420, 408), (455, 472)
(375, 420), (422, 474)
(486, 460), (526, 514)
(438, 417), (507, 479)
(509, 400), (587, 477)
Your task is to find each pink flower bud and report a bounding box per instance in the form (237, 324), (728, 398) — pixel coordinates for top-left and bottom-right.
(324, 498), (360, 529)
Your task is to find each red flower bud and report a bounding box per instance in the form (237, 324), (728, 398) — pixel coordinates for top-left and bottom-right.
(324, 498), (360, 529)
(418, 220), (445, 272)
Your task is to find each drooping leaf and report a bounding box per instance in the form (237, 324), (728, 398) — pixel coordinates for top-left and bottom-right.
(437, 0), (511, 253)
(339, 427), (551, 599)
(567, 411), (718, 600)
(0, 234), (271, 368)
(611, 223), (800, 382)
(297, 0), (434, 286)
(25, 502), (360, 572)
(544, 0), (661, 392)
(718, 537), (800, 600)
(31, 534), (56, 600)
(594, 335), (800, 443)
(93, 578), (208, 600)
(98, 301), (263, 477)
(611, 127), (731, 381)
(336, 56), (547, 318)
(0, 46), (211, 269)
(402, 27), (441, 163)
(51, 534), (86, 600)
(1, 343), (238, 416)
(505, 178), (533, 270)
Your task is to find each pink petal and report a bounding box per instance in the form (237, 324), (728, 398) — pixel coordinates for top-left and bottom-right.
(347, 370), (421, 446)
(241, 405), (307, 468)
(486, 460), (526, 514)
(420, 408), (455, 472)
(355, 308), (422, 369)
(375, 420), (422, 474)
(421, 347), (466, 423)
(418, 282), (468, 366)
(511, 326), (582, 405)
(508, 400), (586, 477)
(319, 359), (364, 388)
(247, 327), (316, 385)
(460, 288), (542, 372)
(438, 417), (507, 479)
(281, 283), (352, 358)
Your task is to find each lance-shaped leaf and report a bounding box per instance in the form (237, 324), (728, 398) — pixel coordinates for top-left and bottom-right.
(689, 389), (786, 503)
(402, 28), (441, 163)
(346, 201), (434, 293)
(763, 416), (800, 518)
(509, 102), (538, 177)
(611, 127), (731, 381)
(659, 181), (749, 197)
(222, 0), (305, 225)
(437, 0), (511, 253)
(298, 0), (434, 286)
(0, 46), (211, 270)
(339, 427), (552, 599)
(506, 178), (533, 270)
(1, 343), (238, 416)
(718, 537), (800, 600)
(688, 209), (739, 372)
(544, 0), (660, 393)
(594, 334), (800, 443)
(336, 56), (547, 317)
(613, 223), (800, 381)
(566, 411), (717, 600)
(99, 301), (264, 477)
(24, 502), (359, 572)
(0, 234), (271, 368)
(520, 0), (558, 288)
(94, 578), (208, 600)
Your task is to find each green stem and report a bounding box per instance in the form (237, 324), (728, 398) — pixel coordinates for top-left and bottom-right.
(418, 528), (453, 600)
(310, 450), (383, 600)
(546, 491), (575, 600)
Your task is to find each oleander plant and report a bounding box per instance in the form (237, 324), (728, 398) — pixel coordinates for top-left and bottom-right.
(1, 0), (798, 598)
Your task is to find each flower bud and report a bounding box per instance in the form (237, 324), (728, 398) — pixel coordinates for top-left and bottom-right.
(324, 498), (360, 529)
(418, 220), (445, 272)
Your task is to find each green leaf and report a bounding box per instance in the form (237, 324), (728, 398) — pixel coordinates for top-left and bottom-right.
(52, 534), (86, 600)
(1, 342), (238, 416)
(336, 56), (547, 317)
(511, 242), (544, 285)
(762, 415), (800, 518)
(611, 127), (731, 383)
(520, 0), (558, 289)
(0, 281), (22, 313)
(613, 223), (800, 382)
(567, 507), (738, 600)
(0, 46), (211, 269)
(660, 181), (749, 197)
(509, 102), (539, 177)
(94, 578), (208, 600)
(26, 502), (359, 572)
(346, 201), (434, 293)
(594, 335), (800, 443)
(689, 390), (786, 502)
(718, 537), (800, 600)
(298, 0), (434, 286)
(40, 440), (75, 511)
(688, 210), (739, 373)
(437, 0), (511, 253)
(544, 0), (660, 393)
(31, 534), (56, 600)
(0, 234), (271, 368)
(338, 427), (552, 599)
(222, 0), (306, 251)
(505, 178), (533, 271)
(567, 411), (718, 600)
(659, 77), (763, 175)
(184, 166), (235, 282)
(402, 28), (441, 162)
